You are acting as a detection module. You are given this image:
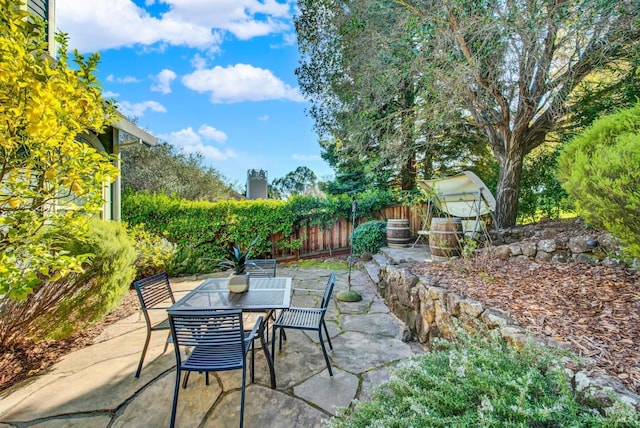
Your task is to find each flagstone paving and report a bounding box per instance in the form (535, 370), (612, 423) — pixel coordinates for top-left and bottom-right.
(0, 250), (428, 427)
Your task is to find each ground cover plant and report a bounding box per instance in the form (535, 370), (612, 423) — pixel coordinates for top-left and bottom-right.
(329, 329), (639, 427)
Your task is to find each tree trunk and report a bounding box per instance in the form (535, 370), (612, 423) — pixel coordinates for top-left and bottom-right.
(494, 150), (524, 228)
(399, 152), (416, 190)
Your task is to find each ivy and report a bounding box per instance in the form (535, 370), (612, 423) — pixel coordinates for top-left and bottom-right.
(122, 188), (401, 275)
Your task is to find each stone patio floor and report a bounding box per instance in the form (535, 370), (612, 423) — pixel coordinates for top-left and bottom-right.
(0, 256), (427, 427)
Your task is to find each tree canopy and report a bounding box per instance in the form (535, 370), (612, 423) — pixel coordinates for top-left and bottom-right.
(0, 0), (119, 299)
(295, 0), (640, 226)
(119, 141), (237, 202)
(270, 166), (319, 199)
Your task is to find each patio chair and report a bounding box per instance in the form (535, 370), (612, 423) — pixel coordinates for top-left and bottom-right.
(271, 272), (336, 376)
(133, 272), (175, 378)
(246, 258), (277, 339)
(168, 309), (261, 428)
(246, 259), (277, 277)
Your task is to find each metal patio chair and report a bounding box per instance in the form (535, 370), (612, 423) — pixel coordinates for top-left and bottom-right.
(271, 273), (336, 376)
(246, 258), (278, 340)
(246, 259), (277, 278)
(133, 272), (175, 378)
(168, 309), (261, 428)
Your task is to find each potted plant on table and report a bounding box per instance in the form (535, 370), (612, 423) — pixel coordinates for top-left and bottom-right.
(218, 236), (259, 293)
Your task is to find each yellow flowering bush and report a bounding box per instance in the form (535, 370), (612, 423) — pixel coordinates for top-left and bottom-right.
(0, 0), (119, 300)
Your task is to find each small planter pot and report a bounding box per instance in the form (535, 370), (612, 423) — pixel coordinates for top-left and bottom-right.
(228, 273), (250, 293)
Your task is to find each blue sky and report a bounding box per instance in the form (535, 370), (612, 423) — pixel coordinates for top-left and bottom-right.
(56, 0), (333, 188)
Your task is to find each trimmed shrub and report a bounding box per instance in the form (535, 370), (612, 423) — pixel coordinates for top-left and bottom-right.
(0, 218), (136, 347)
(128, 223), (176, 280)
(558, 104), (640, 259)
(351, 221), (387, 255)
(328, 329), (639, 427)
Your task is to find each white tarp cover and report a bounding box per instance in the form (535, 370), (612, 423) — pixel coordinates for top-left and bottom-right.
(417, 171), (496, 218)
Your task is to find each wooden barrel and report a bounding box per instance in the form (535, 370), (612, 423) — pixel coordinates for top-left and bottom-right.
(386, 219), (411, 248)
(429, 217), (463, 260)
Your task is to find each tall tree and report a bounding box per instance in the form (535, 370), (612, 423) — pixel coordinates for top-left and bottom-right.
(270, 166), (319, 199)
(296, 0), (640, 226)
(119, 141), (236, 201)
(395, 0), (639, 226)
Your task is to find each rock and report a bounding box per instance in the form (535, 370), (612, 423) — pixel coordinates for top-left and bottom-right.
(574, 252), (597, 265)
(551, 251), (571, 263)
(493, 245), (512, 260)
(508, 243), (522, 256)
(537, 239), (557, 252)
(535, 250), (552, 262)
(574, 371), (640, 413)
(360, 252), (373, 261)
(521, 242), (537, 258)
(568, 236), (591, 253)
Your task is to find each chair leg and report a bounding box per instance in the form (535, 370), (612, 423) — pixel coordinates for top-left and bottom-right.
(322, 321), (333, 350)
(250, 339), (255, 383)
(170, 368), (181, 428)
(318, 329), (333, 377)
(205, 372), (209, 386)
(182, 371), (190, 389)
(278, 328), (285, 351)
(163, 331), (171, 353)
(240, 365), (247, 428)
(271, 325), (277, 362)
(135, 329), (152, 378)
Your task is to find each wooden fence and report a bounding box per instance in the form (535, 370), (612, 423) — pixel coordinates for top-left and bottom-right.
(270, 204), (427, 260)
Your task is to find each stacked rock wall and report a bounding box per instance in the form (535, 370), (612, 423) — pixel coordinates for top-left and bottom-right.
(488, 219), (628, 267)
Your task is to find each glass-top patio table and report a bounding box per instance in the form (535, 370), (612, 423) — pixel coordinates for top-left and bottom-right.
(169, 277), (292, 389)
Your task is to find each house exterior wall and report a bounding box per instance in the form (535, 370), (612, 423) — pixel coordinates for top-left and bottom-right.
(24, 0), (56, 57)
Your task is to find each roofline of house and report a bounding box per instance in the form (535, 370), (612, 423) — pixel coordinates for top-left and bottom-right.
(112, 111), (158, 147)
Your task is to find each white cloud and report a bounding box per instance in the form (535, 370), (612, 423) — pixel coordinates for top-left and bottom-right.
(182, 63), (304, 103)
(191, 54), (208, 70)
(102, 90), (120, 98)
(198, 125), (228, 143)
(292, 154), (321, 161)
(150, 69), (177, 94)
(258, 115), (270, 121)
(106, 74), (141, 84)
(117, 100), (167, 118)
(159, 127), (236, 161)
(56, 0), (295, 53)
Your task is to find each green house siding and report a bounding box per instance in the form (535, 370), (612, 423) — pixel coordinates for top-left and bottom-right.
(26, 0), (54, 55)
(27, 0), (48, 20)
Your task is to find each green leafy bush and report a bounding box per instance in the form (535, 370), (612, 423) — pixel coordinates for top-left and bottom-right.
(0, 218), (137, 347)
(128, 223), (176, 280)
(351, 221), (387, 255)
(558, 104), (640, 259)
(329, 330), (639, 427)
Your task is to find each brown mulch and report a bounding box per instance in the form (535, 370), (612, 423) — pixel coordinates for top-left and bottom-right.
(0, 290), (140, 393)
(410, 255), (640, 394)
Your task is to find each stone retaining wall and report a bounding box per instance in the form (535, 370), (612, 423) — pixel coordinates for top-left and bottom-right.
(488, 219), (630, 267)
(375, 262), (640, 413)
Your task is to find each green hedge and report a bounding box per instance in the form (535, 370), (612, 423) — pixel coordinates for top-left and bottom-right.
(122, 189), (400, 276)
